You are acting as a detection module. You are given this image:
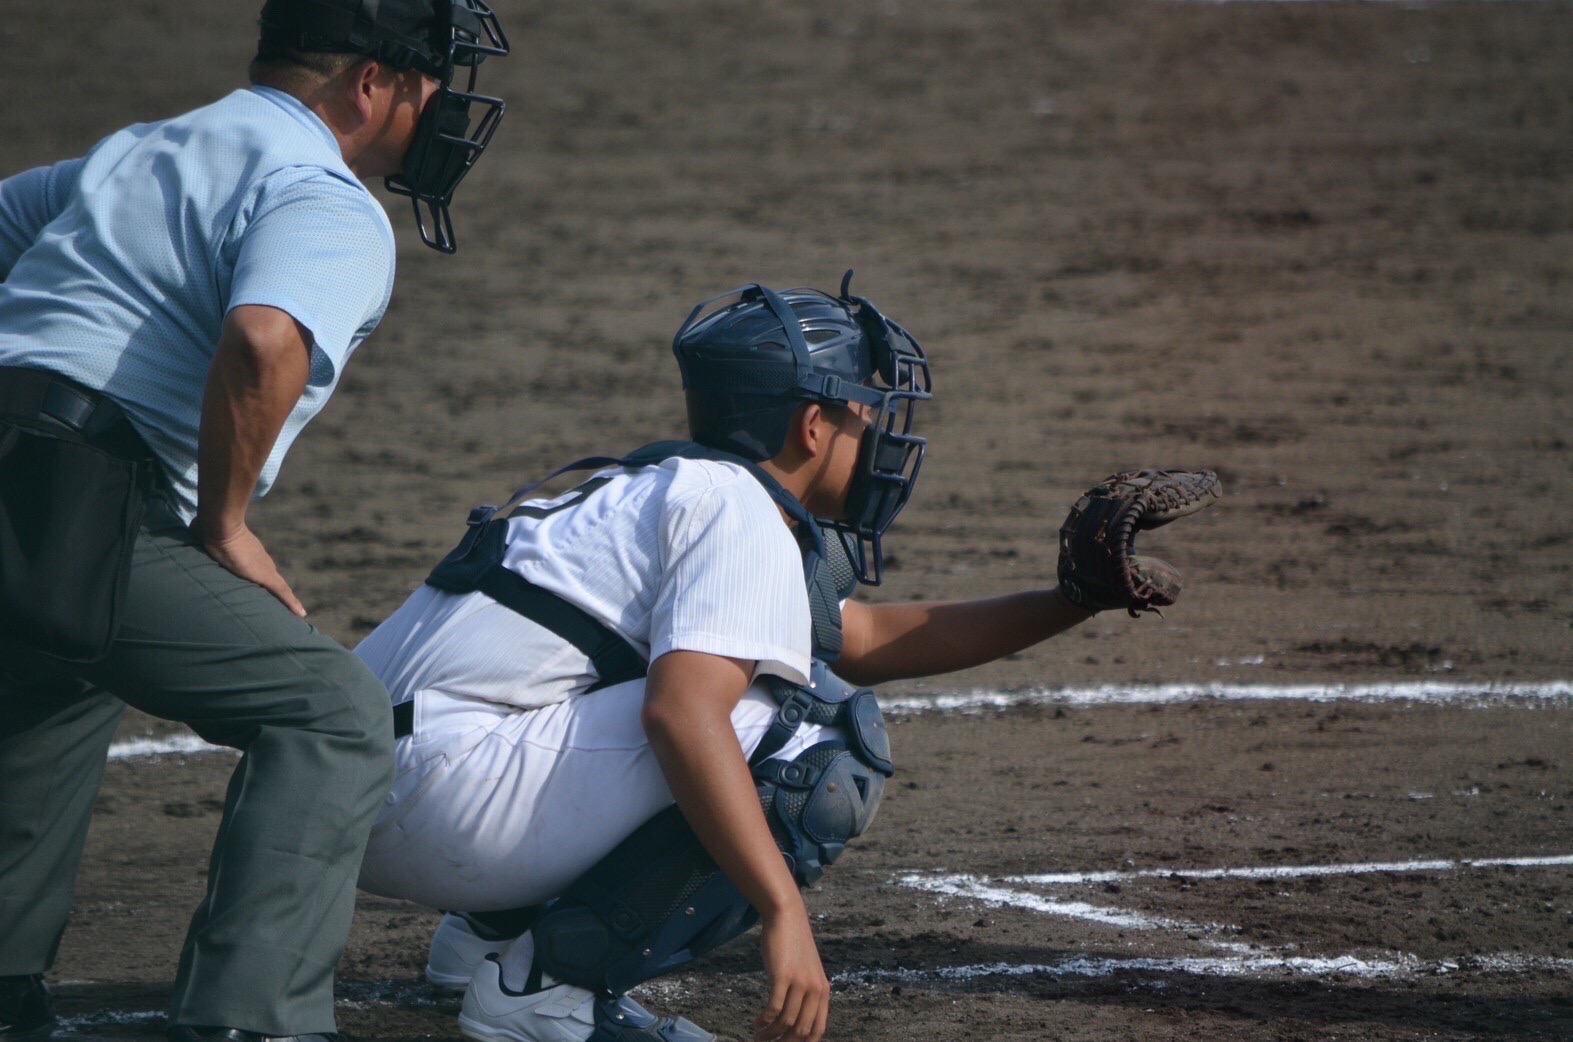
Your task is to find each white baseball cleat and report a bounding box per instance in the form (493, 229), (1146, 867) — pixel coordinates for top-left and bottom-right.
(427, 912), (514, 992)
(458, 954), (715, 1042)
(458, 953), (597, 1042)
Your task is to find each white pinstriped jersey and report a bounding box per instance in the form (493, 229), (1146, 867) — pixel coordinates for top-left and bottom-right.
(356, 456), (814, 711)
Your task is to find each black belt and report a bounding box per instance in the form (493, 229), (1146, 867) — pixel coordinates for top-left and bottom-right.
(0, 366), (152, 460)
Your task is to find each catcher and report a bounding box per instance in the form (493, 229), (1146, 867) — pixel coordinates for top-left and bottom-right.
(353, 274), (1219, 1042)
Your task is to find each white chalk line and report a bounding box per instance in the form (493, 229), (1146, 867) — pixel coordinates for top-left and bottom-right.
(336, 977), (447, 1009)
(53, 976), (705, 1033)
(49, 860), (1573, 1017)
(1003, 852), (1573, 886)
(103, 680), (1573, 760)
(106, 733), (229, 760)
(53, 979), (444, 1036)
(901, 853), (1573, 933)
(52, 948), (1573, 1031)
(55, 1009), (164, 1036)
(880, 679), (1573, 716)
(834, 952), (1573, 989)
(53, 947), (1573, 1030)
(900, 872), (1228, 936)
(895, 853), (1573, 984)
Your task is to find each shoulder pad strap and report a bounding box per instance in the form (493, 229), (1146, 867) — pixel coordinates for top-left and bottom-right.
(806, 558), (844, 663)
(427, 505), (506, 591)
(821, 526), (860, 601)
(619, 439), (702, 468)
(426, 506), (646, 690)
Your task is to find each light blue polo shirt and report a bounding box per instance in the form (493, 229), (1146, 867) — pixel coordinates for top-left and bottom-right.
(0, 86), (396, 522)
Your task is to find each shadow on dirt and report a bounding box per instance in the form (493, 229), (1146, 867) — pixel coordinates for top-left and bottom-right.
(49, 982), (167, 1040)
(44, 954), (1573, 1042)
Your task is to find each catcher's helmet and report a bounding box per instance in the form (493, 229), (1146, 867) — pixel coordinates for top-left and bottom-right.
(673, 272), (933, 584)
(258, 0), (510, 254)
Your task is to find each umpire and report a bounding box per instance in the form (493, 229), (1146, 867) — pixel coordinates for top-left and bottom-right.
(0, 2), (508, 1040)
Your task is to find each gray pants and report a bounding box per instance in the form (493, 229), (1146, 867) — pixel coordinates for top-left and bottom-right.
(0, 496), (394, 1035)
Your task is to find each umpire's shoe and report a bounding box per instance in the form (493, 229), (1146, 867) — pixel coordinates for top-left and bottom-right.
(0, 975), (54, 1042)
(167, 1029), (345, 1042)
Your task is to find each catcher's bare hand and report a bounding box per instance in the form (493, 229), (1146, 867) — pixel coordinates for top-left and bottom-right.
(1057, 468), (1221, 617)
(754, 908), (831, 1042)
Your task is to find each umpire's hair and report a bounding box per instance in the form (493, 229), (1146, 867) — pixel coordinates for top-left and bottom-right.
(249, 44), (363, 86)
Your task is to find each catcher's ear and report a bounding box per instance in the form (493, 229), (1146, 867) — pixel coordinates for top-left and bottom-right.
(789, 402), (833, 459)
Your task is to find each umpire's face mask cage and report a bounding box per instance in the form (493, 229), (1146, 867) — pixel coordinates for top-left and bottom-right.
(673, 272), (933, 585)
(259, 0), (509, 254)
(383, 0), (510, 254)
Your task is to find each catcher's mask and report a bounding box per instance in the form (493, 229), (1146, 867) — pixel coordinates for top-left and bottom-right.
(673, 271), (932, 584)
(259, 0), (510, 254)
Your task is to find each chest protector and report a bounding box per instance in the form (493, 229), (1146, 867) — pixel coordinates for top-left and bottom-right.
(426, 442), (892, 867)
(426, 440), (892, 767)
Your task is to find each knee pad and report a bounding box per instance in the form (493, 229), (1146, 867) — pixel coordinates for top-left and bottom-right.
(753, 740), (885, 887)
(532, 682), (891, 997)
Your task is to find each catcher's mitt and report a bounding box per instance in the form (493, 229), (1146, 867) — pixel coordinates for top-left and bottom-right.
(1057, 469), (1221, 617)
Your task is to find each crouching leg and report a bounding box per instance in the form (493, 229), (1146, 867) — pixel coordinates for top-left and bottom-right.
(460, 739), (886, 1042)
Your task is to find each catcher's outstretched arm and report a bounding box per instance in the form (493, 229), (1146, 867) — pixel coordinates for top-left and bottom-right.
(835, 589), (1093, 687)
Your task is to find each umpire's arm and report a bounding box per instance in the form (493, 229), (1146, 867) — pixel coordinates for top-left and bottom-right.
(194, 304), (312, 617)
(836, 589), (1094, 686)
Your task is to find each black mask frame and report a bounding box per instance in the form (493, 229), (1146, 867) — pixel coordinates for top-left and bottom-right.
(828, 272), (931, 585)
(383, 0), (509, 254)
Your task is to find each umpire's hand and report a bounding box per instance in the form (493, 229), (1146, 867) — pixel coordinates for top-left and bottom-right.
(195, 305), (313, 618)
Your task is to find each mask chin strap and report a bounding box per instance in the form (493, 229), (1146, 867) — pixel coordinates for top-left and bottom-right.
(383, 0), (509, 253)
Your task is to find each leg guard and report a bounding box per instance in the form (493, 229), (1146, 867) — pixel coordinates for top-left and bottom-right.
(531, 806), (756, 996)
(532, 738), (887, 995)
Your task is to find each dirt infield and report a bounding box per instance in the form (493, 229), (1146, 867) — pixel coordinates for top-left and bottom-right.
(5, 1), (1570, 1039)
